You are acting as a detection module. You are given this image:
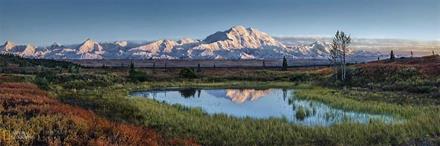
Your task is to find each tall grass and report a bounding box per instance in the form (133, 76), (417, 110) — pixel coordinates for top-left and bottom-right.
(55, 81), (440, 145)
(294, 85), (432, 118)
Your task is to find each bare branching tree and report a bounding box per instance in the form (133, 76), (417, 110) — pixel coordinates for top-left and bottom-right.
(329, 31), (351, 82)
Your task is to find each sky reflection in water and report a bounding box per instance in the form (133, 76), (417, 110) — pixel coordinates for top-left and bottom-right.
(131, 88), (397, 126)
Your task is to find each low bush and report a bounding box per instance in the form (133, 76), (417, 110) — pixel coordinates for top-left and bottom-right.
(289, 72), (325, 82)
(129, 70), (151, 82)
(179, 68), (198, 78)
(34, 76), (50, 90)
(0, 82), (197, 145)
(53, 73), (125, 89)
(295, 106), (310, 120)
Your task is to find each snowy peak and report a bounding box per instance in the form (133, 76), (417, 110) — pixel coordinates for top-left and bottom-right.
(230, 25), (247, 31)
(46, 42), (63, 50)
(21, 44), (36, 57)
(3, 41), (15, 47)
(1, 41), (17, 51)
(227, 26), (263, 37)
(203, 31), (229, 44)
(200, 25), (285, 50)
(202, 26), (249, 42)
(309, 41), (330, 53)
(50, 42), (62, 48)
(228, 25), (282, 47)
(77, 38), (103, 54)
(310, 41), (325, 47)
(204, 25), (271, 43)
(130, 39), (177, 54)
(0, 41), (36, 57)
(159, 40), (178, 53)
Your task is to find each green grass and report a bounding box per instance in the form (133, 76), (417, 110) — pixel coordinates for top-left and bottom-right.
(294, 85), (433, 118)
(295, 106), (311, 120)
(54, 81), (440, 145)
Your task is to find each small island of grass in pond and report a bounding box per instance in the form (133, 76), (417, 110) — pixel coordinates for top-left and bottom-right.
(131, 88), (399, 126)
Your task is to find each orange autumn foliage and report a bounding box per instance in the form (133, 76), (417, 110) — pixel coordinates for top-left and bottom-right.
(363, 55), (440, 77)
(0, 83), (198, 146)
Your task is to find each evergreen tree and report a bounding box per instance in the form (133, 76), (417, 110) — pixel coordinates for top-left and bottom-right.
(196, 64), (201, 72)
(128, 61), (149, 82)
(179, 68), (197, 78)
(282, 56), (288, 71)
(411, 51), (413, 58)
(390, 50), (395, 61)
(152, 61), (156, 73)
(129, 61), (135, 74)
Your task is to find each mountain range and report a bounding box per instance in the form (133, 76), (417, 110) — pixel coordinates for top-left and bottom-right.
(3, 25), (432, 60)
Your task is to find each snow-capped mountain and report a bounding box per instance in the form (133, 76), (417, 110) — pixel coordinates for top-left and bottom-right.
(201, 25), (285, 49)
(1, 41), (16, 52)
(42, 39), (105, 59)
(76, 39), (105, 59)
(0, 41), (36, 57)
(128, 39), (199, 59)
(124, 25), (290, 59)
(1, 25), (388, 60)
(276, 36), (440, 57)
(290, 41), (331, 58)
(190, 25), (288, 59)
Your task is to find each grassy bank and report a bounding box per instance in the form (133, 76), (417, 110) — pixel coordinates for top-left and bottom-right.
(54, 81), (440, 145)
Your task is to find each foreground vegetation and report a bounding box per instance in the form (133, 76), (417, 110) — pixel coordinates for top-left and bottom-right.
(0, 82), (197, 145)
(46, 81), (437, 145)
(0, 54), (439, 145)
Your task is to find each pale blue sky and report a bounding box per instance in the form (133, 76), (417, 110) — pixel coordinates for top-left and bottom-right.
(1, 0), (439, 46)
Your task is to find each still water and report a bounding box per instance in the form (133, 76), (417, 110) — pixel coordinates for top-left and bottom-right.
(131, 88), (397, 126)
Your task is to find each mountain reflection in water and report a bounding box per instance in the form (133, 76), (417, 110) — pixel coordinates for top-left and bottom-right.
(175, 88), (275, 103)
(211, 89), (271, 103)
(131, 88), (398, 126)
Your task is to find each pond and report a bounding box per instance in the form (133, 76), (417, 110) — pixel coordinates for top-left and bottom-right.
(131, 88), (398, 126)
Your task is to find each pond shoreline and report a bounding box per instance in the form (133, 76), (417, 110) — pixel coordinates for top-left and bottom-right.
(54, 81), (439, 145)
(130, 86), (400, 126)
